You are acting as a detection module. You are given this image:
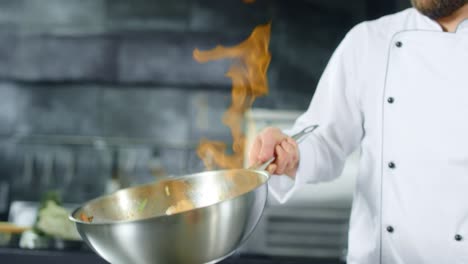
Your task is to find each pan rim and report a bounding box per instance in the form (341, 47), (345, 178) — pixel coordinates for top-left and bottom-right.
(69, 168), (270, 226)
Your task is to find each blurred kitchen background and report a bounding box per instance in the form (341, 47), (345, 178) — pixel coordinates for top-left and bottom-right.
(0, 0), (410, 263)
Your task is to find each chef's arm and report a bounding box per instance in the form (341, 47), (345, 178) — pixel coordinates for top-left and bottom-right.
(268, 25), (364, 203)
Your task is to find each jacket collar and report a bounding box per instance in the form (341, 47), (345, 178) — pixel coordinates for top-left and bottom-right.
(455, 19), (468, 33)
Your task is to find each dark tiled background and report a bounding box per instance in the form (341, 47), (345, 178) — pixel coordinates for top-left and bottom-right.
(0, 0), (410, 206)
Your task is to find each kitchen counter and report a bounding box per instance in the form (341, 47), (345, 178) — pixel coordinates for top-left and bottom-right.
(0, 247), (344, 264)
(0, 247), (107, 264)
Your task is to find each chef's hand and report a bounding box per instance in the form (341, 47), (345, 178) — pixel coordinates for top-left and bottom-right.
(249, 127), (299, 178)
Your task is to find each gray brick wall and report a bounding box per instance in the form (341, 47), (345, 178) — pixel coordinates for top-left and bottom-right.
(0, 0), (382, 203)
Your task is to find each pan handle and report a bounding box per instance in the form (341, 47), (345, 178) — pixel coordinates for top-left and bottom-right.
(251, 124), (319, 171)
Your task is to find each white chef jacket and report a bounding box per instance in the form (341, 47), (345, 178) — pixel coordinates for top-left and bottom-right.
(268, 8), (468, 264)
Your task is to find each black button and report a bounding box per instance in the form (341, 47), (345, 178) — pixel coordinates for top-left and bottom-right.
(387, 97), (394, 104)
(455, 234), (463, 241)
(395, 41), (403, 48)
(388, 162), (396, 169)
(387, 226), (394, 233)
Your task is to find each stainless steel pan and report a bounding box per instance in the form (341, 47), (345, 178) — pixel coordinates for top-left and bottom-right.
(69, 125), (318, 264)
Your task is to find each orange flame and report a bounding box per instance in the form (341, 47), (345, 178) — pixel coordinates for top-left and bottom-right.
(243, 0), (256, 4)
(193, 23), (271, 170)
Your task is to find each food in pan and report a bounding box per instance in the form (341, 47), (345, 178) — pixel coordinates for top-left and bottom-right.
(165, 200), (195, 215)
(80, 212), (94, 223)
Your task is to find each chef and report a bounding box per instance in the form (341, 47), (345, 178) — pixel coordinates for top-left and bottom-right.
(249, 1), (468, 263)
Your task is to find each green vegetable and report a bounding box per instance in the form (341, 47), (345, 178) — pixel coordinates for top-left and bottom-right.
(33, 191), (62, 236)
(39, 191), (62, 209)
(36, 200), (81, 240)
(138, 198), (148, 212)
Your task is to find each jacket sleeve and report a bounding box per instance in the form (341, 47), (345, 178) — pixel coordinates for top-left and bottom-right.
(269, 25), (365, 203)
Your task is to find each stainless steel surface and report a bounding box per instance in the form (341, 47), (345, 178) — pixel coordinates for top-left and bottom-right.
(254, 157), (275, 171)
(291, 125), (319, 142)
(70, 126), (318, 264)
(70, 169), (269, 264)
(250, 125), (319, 171)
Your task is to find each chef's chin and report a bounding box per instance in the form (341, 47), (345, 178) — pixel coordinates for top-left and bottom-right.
(411, 0), (468, 20)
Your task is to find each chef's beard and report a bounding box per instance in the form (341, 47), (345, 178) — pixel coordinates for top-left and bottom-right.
(411, 0), (468, 20)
